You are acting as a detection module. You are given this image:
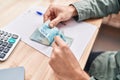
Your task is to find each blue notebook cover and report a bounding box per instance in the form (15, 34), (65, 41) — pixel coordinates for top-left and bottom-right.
(0, 67), (24, 80)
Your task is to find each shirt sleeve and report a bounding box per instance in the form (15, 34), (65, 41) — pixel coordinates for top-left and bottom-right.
(90, 76), (97, 80)
(71, 0), (120, 21)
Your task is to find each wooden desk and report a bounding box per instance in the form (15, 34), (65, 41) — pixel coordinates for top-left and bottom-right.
(0, 0), (102, 80)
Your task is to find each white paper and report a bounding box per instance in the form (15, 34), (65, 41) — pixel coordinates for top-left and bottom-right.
(3, 6), (97, 60)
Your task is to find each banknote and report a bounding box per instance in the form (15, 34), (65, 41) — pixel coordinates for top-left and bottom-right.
(30, 20), (73, 46)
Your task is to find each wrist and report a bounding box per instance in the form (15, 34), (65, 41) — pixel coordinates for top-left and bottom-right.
(74, 69), (90, 80)
(68, 5), (78, 17)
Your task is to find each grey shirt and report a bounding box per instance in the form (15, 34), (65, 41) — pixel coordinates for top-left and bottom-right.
(72, 0), (120, 21)
(71, 0), (120, 79)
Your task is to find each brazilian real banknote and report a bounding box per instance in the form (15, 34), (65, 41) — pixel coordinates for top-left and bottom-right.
(30, 20), (73, 46)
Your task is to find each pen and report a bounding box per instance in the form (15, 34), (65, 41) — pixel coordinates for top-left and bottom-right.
(36, 11), (66, 25)
(36, 11), (43, 15)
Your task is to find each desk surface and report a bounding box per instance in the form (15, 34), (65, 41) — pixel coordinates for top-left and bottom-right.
(0, 0), (102, 80)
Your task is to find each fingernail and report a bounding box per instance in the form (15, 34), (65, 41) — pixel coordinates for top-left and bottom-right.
(50, 23), (54, 28)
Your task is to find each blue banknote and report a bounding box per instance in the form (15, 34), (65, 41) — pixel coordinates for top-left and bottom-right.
(30, 20), (73, 46)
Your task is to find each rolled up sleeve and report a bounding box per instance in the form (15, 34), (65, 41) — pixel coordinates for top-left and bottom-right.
(90, 76), (97, 80)
(71, 0), (120, 21)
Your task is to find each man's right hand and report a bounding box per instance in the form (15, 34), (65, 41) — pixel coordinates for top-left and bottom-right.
(43, 4), (77, 28)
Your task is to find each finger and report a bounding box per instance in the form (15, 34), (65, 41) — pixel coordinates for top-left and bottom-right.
(54, 36), (66, 47)
(43, 7), (51, 22)
(43, 13), (50, 22)
(52, 41), (58, 48)
(49, 12), (56, 22)
(49, 16), (62, 28)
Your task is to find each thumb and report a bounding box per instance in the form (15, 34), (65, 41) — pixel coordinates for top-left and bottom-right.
(50, 16), (62, 28)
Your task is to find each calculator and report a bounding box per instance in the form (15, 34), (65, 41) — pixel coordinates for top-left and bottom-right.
(0, 30), (20, 61)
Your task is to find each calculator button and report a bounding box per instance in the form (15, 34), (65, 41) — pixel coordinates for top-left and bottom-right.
(2, 42), (8, 47)
(0, 41), (3, 45)
(0, 36), (4, 40)
(7, 33), (12, 37)
(0, 53), (5, 58)
(0, 47), (4, 51)
(0, 31), (4, 35)
(3, 37), (8, 41)
(7, 43), (13, 48)
(12, 34), (18, 39)
(3, 48), (9, 53)
(3, 32), (8, 36)
(8, 38), (16, 43)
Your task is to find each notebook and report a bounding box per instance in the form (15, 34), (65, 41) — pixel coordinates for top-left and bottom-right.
(0, 67), (24, 80)
(2, 6), (97, 60)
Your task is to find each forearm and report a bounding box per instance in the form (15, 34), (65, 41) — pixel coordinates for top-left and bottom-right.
(71, 0), (120, 21)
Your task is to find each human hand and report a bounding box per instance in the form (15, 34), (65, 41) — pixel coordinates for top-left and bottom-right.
(49, 36), (90, 80)
(44, 4), (77, 28)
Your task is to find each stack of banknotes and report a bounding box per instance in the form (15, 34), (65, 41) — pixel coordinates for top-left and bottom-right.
(30, 20), (73, 46)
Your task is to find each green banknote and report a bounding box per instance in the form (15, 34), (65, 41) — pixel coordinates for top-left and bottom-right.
(30, 20), (73, 46)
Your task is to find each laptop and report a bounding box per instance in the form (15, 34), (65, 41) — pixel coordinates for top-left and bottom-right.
(0, 67), (24, 80)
